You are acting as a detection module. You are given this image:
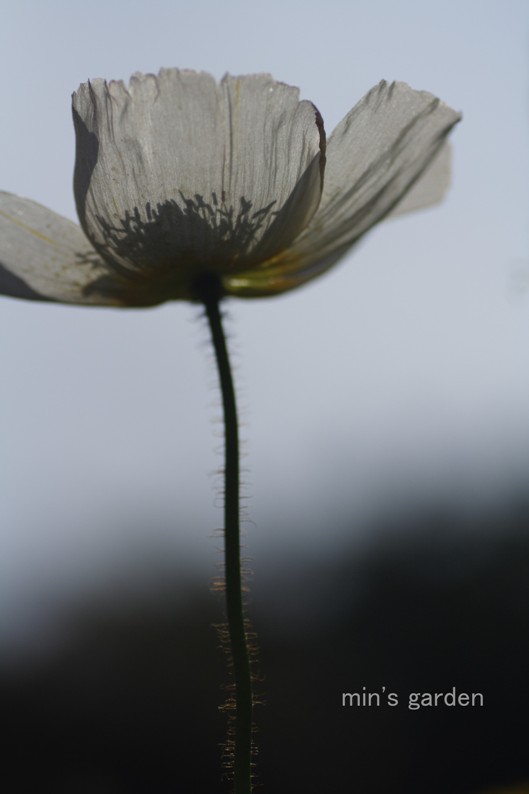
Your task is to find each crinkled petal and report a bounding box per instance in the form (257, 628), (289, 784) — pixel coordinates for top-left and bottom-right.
(0, 192), (118, 305)
(72, 69), (325, 301)
(224, 81), (461, 297)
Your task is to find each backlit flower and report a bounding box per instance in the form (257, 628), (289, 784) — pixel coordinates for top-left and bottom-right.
(0, 69), (460, 306)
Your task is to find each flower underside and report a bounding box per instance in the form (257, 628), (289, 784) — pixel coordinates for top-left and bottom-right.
(83, 193), (290, 304)
(0, 69), (461, 306)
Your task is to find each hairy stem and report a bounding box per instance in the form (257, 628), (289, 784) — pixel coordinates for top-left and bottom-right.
(202, 281), (253, 794)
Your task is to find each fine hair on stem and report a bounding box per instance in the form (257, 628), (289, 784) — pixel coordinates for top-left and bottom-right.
(196, 273), (258, 794)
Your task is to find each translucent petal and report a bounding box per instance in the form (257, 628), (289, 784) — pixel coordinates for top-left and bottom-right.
(0, 192), (117, 305)
(225, 81), (461, 297)
(72, 69), (325, 298)
(388, 141), (453, 218)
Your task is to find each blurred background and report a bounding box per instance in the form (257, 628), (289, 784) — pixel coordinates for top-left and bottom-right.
(1, 0), (529, 791)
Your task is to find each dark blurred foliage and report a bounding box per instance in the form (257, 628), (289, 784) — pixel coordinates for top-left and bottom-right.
(2, 495), (529, 794)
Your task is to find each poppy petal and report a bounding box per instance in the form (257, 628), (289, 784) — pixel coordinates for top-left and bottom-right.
(73, 69), (325, 296)
(0, 192), (115, 304)
(225, 81), (460, 297)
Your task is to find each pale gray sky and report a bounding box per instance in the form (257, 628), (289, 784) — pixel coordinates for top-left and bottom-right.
(1, 0), (528, 649)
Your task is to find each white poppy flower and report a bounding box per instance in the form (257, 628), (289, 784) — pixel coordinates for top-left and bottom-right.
(0, 69), (460, 306)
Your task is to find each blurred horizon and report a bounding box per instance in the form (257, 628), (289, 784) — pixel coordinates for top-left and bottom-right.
(2, 492), (529, 791)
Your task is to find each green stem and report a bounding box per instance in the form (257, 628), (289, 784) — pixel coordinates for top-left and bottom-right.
(202, 282), (253, 794)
